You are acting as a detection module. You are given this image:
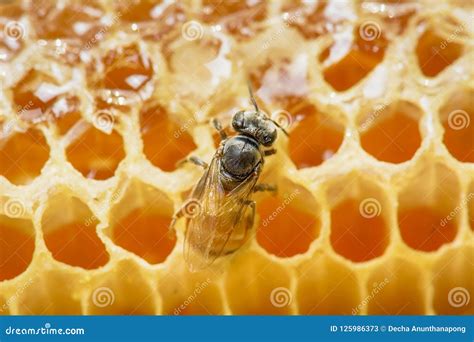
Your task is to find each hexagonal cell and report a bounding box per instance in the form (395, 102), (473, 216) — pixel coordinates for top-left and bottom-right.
(296, 253), (361, 315)
(201, 0), (266, 39)
(41, 191), (109, 269)
(288, 101), (345, 169)
(439, 87), (473, 163)
(87, 260), (156, 315)
(256, 180), (320, 258)
(432, 245), (473, 315)
(416, 26), (463, 77)
(106, 180), (176, 265)
(322, 24), (388, 91)
(398, 161), (460, 252)
(225, 251), (293, 314)
(365, 258), (426, 315)
(326, 173), (391, 262)
(359, 101), (423, 163)
(0, 214), (35, 281)
(11, 69), (81, 129)
(140, 101), (197, 172)
(0, 128), (50, 185)
(16, 270), (83, 315)
(159, 267), (224, 315)
(66, 124), (125, 180)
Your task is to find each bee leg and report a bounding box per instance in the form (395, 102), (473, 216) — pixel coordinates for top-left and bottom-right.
(176, 156), (208, 169)
(169, 210), (184, 233)
(254, 183), (277, 193)
(264, 149), (277, 156)
(212, 118), (227, 141)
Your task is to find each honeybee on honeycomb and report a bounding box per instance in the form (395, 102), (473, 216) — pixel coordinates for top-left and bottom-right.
(0, 0), (473, 317)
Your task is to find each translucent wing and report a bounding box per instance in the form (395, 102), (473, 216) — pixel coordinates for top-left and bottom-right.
(184, 150), (260, 271)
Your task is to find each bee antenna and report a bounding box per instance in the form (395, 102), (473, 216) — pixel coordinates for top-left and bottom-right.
(271, 119), (289, 137)
(247, 80), (259, 112)
(247, 80), (289, 137)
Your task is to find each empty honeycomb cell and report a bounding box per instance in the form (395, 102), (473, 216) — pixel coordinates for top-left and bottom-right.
(366, 259), (426, 315)
(16, 271), (83, 315)
(256, 182), (320, 258)
(439, 88), (474, 163)
(0, 215), (35, 282)
(416, 27), (463, 77)
(160, 268), (224, 315)
(107, 180), (176, 264)
(140, 101), (197, 172)
(326, 174), (390, 262)
(432, 246), (473, 315)
(225, 251), (293, 314)
(41, 192), (109, 269)
(322, 25), (388, 91)
(359, 101), (423, 163)
(296, 253), (361, 315)
(66, 124), (125, 180)
(397, 161), (460, 252)
(88, 260), (156, 315)
(0, 128), (50, 185)
(288, 101), (345, 169)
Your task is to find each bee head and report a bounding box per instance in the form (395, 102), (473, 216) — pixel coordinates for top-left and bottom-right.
(232, 110), (277, 147)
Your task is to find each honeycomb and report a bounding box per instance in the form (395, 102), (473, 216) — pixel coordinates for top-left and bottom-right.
(0, 0), (473, 316)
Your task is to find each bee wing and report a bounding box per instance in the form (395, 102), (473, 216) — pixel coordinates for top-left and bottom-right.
(184, 154), (260, 271)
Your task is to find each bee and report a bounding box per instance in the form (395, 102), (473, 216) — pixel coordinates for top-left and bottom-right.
(170, 84), (288, 271)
